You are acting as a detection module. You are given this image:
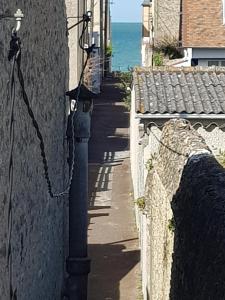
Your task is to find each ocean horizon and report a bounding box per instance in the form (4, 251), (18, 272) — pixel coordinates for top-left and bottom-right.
(111, 22), (142, 71)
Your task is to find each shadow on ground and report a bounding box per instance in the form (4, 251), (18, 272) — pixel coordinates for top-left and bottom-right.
(88, 243), (139, 300)
(88, 78), (140, 300)
(88, 77), (129, 211)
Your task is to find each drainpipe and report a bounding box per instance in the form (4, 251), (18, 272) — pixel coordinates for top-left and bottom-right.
(179, 0), (183, 46)
(100, 0), (103, 78)
(66, 86), (96, 300)
(104, 0), (109, 76)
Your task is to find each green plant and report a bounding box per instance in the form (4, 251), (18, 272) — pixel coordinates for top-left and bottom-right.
(135, 197), (146, 210)
(168, 217), (175, 233)
(145, 154), (156, 171)
(155, 37), (182, 60)
(123, 93), (131, 110)
(216, 149), (225, 167)
(115, 71), (132, 111)
(153, 52), (163, 66)
(106, 42), (113, 57)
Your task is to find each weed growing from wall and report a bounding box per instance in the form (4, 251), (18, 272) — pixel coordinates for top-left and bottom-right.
(135, 197), (146, 210)
(145, 154), (156, 172)
(216, 149), (225, 168)
(168, 217), (175, 233)
(153, 52), (163, 66)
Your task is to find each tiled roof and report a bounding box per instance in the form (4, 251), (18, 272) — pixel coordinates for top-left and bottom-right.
(133, 67), (225, 115)
(182, 0), (225, 47)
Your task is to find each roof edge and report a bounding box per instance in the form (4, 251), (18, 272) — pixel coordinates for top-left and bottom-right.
(135, 113), (225, 120)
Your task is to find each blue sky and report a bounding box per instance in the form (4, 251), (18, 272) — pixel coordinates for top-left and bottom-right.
(111, 0), (143, 23)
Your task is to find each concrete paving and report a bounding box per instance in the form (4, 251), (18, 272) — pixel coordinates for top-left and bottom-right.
(88, 78), (141, 300)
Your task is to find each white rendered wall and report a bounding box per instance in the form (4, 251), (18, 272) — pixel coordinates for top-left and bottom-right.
(197, 126), (225, 156)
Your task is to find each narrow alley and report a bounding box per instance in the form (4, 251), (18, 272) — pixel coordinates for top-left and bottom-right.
(88, 78), (141, 300)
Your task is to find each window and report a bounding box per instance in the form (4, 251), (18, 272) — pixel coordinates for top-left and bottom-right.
(208, 61), (219, 66)
(191, 59), (198, 66)
(208, 60), (225, 66)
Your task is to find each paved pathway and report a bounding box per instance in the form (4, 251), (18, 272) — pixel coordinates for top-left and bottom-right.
(88, 78), (141, 300)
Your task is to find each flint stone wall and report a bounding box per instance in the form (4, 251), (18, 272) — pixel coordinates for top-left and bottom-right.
(144, 119), (225, 299)
(170, 148), (225, 299)
(0, 1), (68, 299)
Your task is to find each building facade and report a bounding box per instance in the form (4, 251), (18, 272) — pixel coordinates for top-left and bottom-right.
(141, 0), (180, 67)
(131, 67), (225, 299)
(142, 0), (225, 67)
(181, 0), (225, 67)
(0, 1), (68, 299)
(0, 0), (110, 299)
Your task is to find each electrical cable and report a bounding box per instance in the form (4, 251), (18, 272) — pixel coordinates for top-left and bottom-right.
(7, 14), (93, 198)
(79, 21), (89, 51)
(67, 18), (85, 32)
(67, 13), (91, 32)
(4, 9), (93, 300)
(7, 32), (19, 300)
(148, 122), (189, 158)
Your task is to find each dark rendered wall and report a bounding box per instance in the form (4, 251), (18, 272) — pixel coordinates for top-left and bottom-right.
(0, 1), (69, 299)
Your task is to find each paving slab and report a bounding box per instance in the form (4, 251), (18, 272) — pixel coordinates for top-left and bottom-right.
(88, 78), (141, 300)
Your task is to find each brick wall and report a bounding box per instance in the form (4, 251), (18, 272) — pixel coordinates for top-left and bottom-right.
(0, 1), (69, 299)
(182, 0), (225, 47)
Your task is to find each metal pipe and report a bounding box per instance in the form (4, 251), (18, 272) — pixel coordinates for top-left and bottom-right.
(66, 100), (91, 300)
(104, 0), (109, 76)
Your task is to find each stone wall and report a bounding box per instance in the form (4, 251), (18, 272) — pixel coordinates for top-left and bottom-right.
(139, 119), (225, 299)
(153, 0), (180, 46)
(0, 1), (69, 299)
(144, 120), (209, 299)
(170, 152), (225, 299)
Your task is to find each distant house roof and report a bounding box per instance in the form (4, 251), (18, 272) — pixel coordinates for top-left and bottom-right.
(142, 0), (151, 7)
(182, 0), (225, 48)
(133, 67), (225, 117)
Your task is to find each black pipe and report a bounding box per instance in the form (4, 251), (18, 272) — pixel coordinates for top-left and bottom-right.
(66, 98), (91, 300)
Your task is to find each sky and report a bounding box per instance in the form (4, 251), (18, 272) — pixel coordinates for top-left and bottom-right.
(110, 0), (143, 23)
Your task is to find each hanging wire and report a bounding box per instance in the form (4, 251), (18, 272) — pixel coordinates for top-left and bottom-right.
(67, 18), (85, 32)
(8, 15), (94, 198)
(67, 13), (91, 32)
(79, 21), (89, 51)
(7, 34), (19, 300)
(5, 9), (94, 300)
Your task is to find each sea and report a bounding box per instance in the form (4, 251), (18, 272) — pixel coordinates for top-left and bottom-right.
(111, 22), (142, 71)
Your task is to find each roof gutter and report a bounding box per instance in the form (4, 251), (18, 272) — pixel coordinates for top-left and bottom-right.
(136, 113), (225, 120)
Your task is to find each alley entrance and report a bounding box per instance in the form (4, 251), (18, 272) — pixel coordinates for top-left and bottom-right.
(88, 78), (141, 300)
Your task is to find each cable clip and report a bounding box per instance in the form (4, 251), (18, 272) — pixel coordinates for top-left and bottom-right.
(13, 9), (24, 33)
(67, 10), (92, 33)
(85, 43), (95, 55)
(0, 9), (24, 32)
(83, 11), (92, 23)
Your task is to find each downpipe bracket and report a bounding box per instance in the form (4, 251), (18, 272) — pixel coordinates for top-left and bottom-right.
(66, 257), (91, 275)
